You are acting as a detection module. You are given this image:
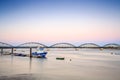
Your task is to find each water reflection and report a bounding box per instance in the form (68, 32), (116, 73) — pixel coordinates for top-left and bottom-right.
(10, 54), (14, 65)
(29, 58), (32, 73)
(0, 49), (120, 80)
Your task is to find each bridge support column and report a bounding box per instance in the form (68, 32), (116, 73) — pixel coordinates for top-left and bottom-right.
(75, 48), (79, 51)
(46, 48), (49, 51)
(30, 48), (32, 58)
(11, 48), (14, 55)
(1, 48), (3, 55)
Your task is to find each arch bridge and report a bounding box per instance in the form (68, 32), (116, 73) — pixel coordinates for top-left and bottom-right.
(50, 42), (76, 48)
(18, 42), (47, 47)
(103, 43), (120, 48)
(79, 43), (100, 48)
(0, 42), (13, 47)
(0, 42), (120, 57)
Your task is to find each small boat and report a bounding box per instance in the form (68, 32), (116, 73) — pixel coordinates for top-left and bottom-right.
(14, 53), (27, 57)
(56, 57), (65, 60)
(32, 47), (47, 58)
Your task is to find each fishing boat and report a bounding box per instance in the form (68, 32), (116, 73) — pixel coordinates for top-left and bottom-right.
(56, 57), (65, 60)
(13, 53), (27, 57)
(32, 47), (47, 58)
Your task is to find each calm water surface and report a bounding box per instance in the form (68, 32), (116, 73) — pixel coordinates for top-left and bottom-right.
(0, 49), (120, 80)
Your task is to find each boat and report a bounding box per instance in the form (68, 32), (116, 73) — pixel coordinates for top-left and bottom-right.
(32, 47), (47, 58)
(14, 53), (27, 57)
(56, 57), (65, 60)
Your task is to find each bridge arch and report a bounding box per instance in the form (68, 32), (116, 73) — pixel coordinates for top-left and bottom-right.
(50, 42), (76, 48)
(0, 42), (13, 47)
(79, 43), (100, 47)
(18, 42), (47, 47)
(103, 43), (120, 47)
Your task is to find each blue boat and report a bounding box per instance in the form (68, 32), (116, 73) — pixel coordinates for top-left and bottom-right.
(32, 47), (47, 58)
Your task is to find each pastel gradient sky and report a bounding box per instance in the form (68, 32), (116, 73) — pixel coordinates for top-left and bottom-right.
(0, 0), (120, 46)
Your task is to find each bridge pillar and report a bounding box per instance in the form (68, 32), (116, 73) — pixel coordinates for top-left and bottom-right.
(30, 48), (32, 58)
(46, 48), (49, 51)
(75, 48), (79, 51)
(1, 48), (3, 55)
(11, 48), (14, 55)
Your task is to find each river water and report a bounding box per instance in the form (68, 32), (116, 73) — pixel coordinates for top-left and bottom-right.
(0, 49), (120, 80)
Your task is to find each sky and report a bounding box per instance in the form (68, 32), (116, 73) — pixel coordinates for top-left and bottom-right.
(0, 0), (120, 46)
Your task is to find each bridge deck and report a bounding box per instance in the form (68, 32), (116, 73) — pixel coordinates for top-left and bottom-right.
(0, 46), (120, 49)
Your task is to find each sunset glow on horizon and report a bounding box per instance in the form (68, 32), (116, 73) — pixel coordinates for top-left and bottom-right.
(0, 0), (120, 46)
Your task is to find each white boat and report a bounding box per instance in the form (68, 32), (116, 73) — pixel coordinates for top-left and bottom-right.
(32, 47), (47, 58)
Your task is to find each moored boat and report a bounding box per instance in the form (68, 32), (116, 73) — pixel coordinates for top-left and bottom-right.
(56, 57), (65, 60)
(32, 47), (47, 58)
(14, 53), (27, 57)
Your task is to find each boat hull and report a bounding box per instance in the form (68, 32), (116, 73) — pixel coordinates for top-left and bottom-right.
(32, 52), (47, 58)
